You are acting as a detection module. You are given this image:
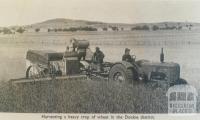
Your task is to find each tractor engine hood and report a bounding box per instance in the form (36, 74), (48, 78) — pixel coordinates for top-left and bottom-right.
(139, 61), (180, 83)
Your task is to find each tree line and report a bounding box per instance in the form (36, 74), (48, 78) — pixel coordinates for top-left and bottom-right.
(47, 26), (98, 32)
(0, 26), (98, 34)
(0, 27), (25, 34)
(131, 23), (193, 31)
(0, 23), (194, 34)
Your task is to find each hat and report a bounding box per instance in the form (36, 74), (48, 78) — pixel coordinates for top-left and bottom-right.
(70, 38), (76, 42)
(96, 47), (100, 50)
(125, 48), (130, 52)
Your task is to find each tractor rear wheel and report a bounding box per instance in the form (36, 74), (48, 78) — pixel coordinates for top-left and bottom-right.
(109, 64), (137, 84)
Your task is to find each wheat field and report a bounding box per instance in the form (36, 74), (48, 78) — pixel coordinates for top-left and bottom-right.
(0, 31), (200, 113)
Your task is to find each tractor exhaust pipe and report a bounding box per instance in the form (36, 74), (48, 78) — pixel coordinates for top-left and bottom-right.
(160, 48), (164, 63)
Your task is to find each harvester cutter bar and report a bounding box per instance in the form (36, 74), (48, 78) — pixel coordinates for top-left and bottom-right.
(10, 75), (87, 84)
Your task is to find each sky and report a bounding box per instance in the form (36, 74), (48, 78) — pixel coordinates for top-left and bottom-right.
(0, 0), (200, 26)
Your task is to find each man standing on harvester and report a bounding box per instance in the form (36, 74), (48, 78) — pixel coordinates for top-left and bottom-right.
(92, 47), (105, 71)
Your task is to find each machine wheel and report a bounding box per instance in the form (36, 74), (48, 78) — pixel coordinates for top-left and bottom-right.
(26, 66), (32, 78)
(109, 64), (137, 84)
(26, 65), (45, 79)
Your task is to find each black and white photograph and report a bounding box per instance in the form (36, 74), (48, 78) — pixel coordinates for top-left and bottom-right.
(0, 0), (200, 119)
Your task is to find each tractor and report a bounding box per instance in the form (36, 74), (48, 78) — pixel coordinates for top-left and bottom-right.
(83, 51), (186, 87)
(23, 39), (186, 88)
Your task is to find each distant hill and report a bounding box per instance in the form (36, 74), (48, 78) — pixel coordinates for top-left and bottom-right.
(25, 18), (108, 29)
(2, 18), (200, 34)
(24, 18), (133, 29)
(21, 18), (137, 32)
(24, 18), (200, 31)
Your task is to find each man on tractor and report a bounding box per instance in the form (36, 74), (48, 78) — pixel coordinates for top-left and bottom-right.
(122, 48), (134, 62)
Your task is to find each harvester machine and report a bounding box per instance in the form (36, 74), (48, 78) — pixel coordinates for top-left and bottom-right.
(10, 39), (187, 88)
